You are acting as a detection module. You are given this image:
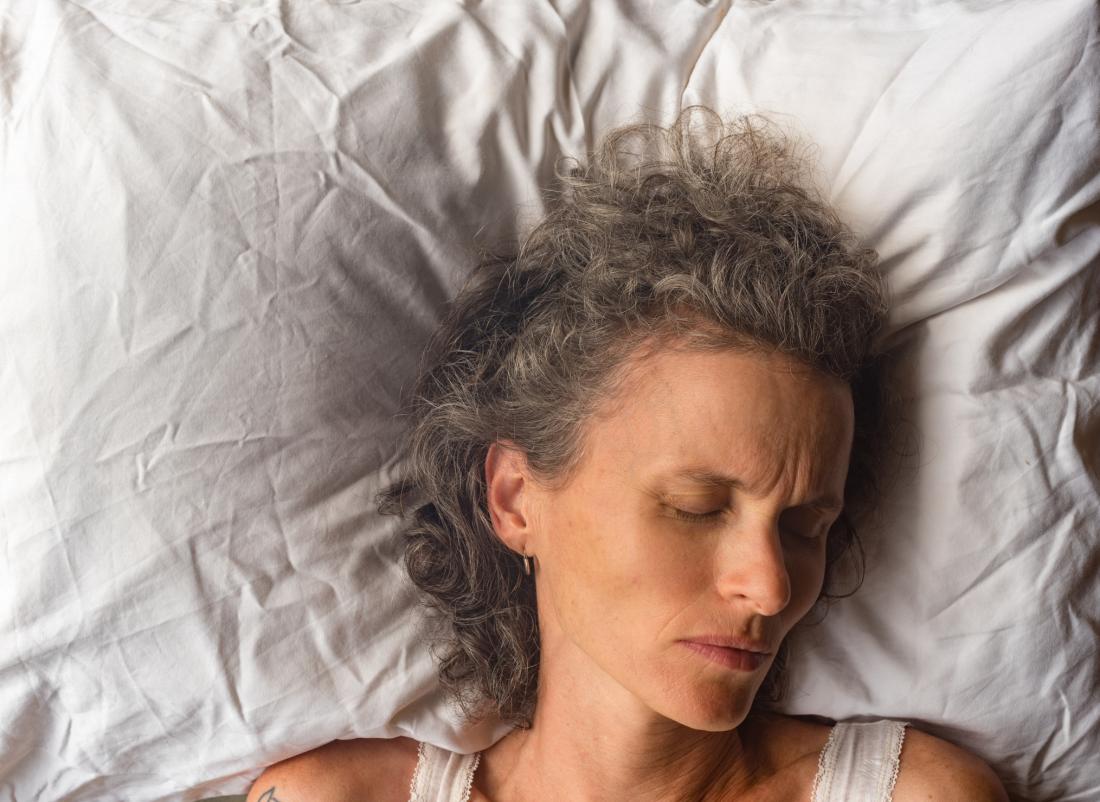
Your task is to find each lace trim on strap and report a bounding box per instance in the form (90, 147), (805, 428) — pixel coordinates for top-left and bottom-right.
(810, 720), (909, 801)
(881, 722), (908, 800)
(460, 751), (482, 802)
(407, 741), (428, 802)
(809, 722), (841, 802)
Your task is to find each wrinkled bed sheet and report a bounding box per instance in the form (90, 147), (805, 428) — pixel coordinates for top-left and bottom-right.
(0, 1), (1097, 800)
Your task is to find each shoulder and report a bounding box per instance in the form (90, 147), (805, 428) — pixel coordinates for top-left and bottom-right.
(246, 736), (421, 802)
(733, 713), (834, 795)
(746, 712), (834, 766)
(892, 726), (1009, 802)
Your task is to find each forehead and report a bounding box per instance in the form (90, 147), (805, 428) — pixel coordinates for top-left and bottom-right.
(583, 343), (854, 499)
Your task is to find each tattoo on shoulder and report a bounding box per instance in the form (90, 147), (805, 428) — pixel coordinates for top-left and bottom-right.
(258, 788), (283, 802)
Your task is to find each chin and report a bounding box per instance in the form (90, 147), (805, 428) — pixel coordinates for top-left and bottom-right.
(638, 649), (770, 731)
(661, 684), (759, 732)
(678, 704), (752, 733)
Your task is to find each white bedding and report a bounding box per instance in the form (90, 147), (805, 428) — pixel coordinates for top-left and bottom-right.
(1, 1), (1097, 800)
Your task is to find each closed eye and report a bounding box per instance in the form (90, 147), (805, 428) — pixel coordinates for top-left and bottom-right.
(667, 505), (836, 538)
(781, 523), (823, 541)
(670, 507), (724, 524)
(780, 508), (831, 541)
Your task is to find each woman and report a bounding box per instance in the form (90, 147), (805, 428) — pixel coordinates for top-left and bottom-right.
(248, 108), (1007, 802)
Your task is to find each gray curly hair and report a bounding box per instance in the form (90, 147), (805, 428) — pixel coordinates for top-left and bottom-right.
(377, 106), (892, 731)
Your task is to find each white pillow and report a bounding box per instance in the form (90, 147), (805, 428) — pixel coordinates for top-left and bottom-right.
(0, 1), (1095, 800)
(686, 5), (1100, 802)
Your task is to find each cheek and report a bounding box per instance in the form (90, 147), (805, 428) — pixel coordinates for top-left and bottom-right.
(545, 497), (698, 639)
(541, 493), (635, 628)
(549, 467), (658, 583)
(556, 507), (685, 598)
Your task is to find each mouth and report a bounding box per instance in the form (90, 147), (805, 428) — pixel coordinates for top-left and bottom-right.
(681, 640), (770, 672)
(684, 635), (770, 653)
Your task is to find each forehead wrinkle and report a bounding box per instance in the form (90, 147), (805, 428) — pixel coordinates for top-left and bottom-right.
(664, 403), (845, 510)
(665, 455), (841, 514)
(586, 343), (851, 505)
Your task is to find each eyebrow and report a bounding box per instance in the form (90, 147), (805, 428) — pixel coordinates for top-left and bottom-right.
(667, 467), (845, 514)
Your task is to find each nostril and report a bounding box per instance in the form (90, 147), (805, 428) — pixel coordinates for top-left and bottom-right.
(753, 577), (791, 617)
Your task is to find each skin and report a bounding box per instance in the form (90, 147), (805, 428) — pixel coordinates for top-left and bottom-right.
(474, 342), (854, 802)
(245, 339), (1010, 802)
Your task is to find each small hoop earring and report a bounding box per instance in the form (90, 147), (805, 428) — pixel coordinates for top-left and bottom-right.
(522, 551), (533, 576)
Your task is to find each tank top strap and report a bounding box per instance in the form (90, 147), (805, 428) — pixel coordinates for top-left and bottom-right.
(810, 720), (908, 802)
(407, 741), (482, 802)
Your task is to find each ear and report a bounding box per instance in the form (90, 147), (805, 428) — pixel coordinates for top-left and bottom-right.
(484, 441), (536, 553)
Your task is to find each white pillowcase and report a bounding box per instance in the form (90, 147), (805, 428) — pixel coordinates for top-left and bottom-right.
(688, 5), (1100, 802)
(0, 1), (1095, 800)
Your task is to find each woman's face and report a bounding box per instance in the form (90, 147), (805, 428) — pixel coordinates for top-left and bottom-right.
(513, 343), (854, 731)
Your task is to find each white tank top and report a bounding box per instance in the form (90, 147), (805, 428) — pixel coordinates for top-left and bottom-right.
(810, 720), (908, 802)
(407, 719), (908, 802)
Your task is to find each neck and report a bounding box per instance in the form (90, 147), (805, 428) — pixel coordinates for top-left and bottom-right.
(472, 582), (775, 802)
(477, 679), (769, 802)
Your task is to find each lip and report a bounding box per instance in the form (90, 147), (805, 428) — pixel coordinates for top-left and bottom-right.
(684, 635), (770, 653)
(682, 641), (769, 672)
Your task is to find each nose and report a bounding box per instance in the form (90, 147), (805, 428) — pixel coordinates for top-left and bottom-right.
(717, 517), (792, 617)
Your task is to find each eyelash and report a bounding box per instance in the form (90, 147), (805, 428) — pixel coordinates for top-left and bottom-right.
(671, 507), (724, 524)
(671, 507), (823, 540)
